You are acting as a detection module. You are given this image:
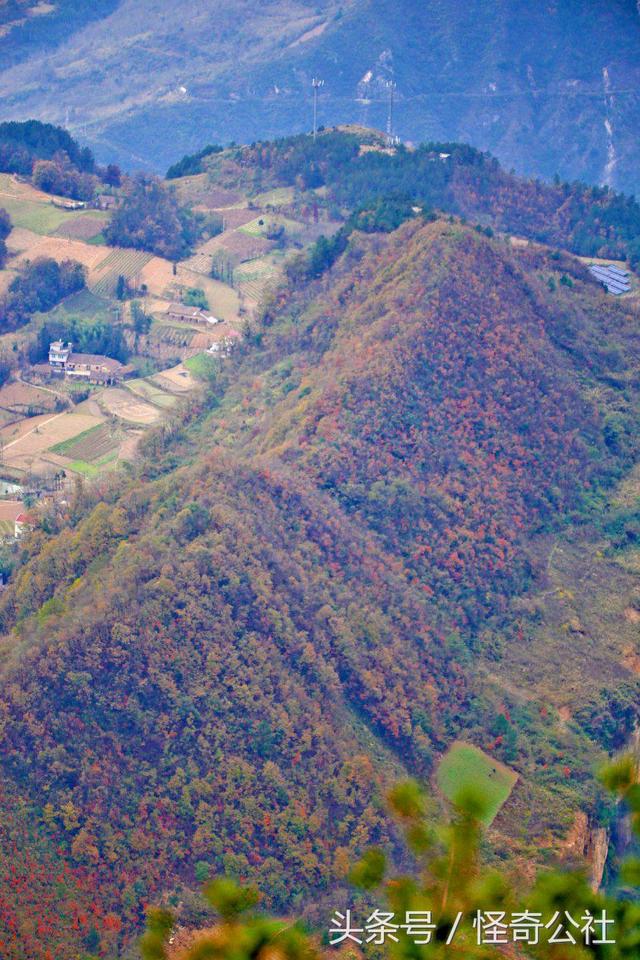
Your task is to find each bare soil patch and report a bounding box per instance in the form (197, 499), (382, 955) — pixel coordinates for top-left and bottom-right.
(151, 362), (197, 393)
(54, 216), (109, 241)
(0, 381), (57, 413)
(99, 388), (161, 425)
(10, 233), (107, 271)
(216, 231), (274, 261)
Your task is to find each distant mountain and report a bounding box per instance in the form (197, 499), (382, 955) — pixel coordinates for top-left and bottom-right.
(1, 1), (640, 192)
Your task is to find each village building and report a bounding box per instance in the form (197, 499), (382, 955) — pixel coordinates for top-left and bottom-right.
(51, 198), (86, 210)
(14, 512), (35, 539)
(167, 303), (222, 326)
(48, 341), (131, 384)
(49, 340), (72, 370)
(95, 194), (119, 211)
(207, 329), (241, 356)
(0, 501), (31, 539)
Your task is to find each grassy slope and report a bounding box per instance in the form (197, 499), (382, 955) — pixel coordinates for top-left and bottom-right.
(437, 742), (518, 826)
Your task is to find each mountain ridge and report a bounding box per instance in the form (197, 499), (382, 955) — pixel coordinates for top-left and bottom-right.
(2, 1), (640, 193)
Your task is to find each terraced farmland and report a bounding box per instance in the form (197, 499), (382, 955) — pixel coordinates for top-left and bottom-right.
(125, 379), (178, 409)
(184, 252), (212, 275)
(50, 423), (119, 462)
(90, 249), (153, 297)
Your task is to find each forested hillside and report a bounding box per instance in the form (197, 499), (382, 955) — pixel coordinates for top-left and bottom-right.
(186, 132), (640, 265)
(0, 212), (638, 957)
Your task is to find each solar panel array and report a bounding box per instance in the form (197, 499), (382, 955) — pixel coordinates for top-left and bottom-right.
(588, 263), (631, 295)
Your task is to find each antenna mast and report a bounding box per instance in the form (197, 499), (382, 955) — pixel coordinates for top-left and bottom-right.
(386, 80), (396, 146)
(312, 78), (324, 139)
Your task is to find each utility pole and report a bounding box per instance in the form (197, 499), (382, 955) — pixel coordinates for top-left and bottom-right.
(312, 78), (324, 139)
(386, 80), (396, 146)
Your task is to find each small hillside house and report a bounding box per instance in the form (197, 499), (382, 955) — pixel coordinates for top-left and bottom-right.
(49, 340), (72, 370)
(167, 303), (222, 326)
(0, 501), (31, 540)
(48, 341), (130, 384)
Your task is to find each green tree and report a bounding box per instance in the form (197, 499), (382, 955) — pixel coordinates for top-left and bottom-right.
(141, 759), (640, 959)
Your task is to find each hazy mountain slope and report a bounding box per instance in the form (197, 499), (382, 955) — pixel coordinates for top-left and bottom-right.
(2, 1), (640, 192)
(0, 213), (637, 956)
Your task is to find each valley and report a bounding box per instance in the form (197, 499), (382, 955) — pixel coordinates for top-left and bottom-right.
(3, 2), (640, 196)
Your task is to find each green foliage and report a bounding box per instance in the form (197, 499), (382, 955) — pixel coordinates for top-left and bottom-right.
(142, 764), (640, 958)
(183, 287), (209, 310)
(210, 251), (235, 285)
(50, 424), (105, 456)
(0, 119), (95, 176)
(28, 312), (129, 363)
(132, 299), (152, 334)
(0, 207), (11, 241)
(184, 352), (218, 381)
(0, 256), (86, 332)
(0, 206), (10, 269)
(105, 174), (203, 260)
(227, 131), (640, 264)
(32, 154), (96, 201)
(0, 212), (639, 957)
(203, 878), (260, 921)
(166, 143), (224, 179)
(349, 848), (386, 890)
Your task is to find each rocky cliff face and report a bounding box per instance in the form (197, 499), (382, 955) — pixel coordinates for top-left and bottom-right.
(2, 1), (640, 192)
(562, 812), (609, 890)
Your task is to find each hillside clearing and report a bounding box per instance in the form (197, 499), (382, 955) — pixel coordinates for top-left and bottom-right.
(436, 741), (518, 826)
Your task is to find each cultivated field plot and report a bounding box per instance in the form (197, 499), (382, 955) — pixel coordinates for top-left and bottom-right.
(0, 411), (105, 475)
(0, 173), (62, 204)
(50, 422), (120, 462)
(235, 255), (283, 303)
(0, 194), (80, 235)
(239, 215), (305, 238)
(8, 230), (107, 271)
(148, 322), (197, 351)
(186, 331), (213, 351)
(49, 287), (111, 321)
(138, 256), (178, 298)
(175, 175), (244, 209)
(250, 187), (295, 206)
(0, 381), (58, 415)
(125, 379), (178, 409)
(214, 208), (259, 230)
(436, 742), (517, 826)
(90, 248), (153, 297)
(197, 187), (245, 208)
(184, 353), (218, 380)
(150, 362), (197, 393)
(142, 257), (240, 320)
(5, 225), (42, 257)
(98, 387), (161, 425)
(53, 215), (109, 242)
(216, 231), (274, 261)
(183, 252), (212, 276)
